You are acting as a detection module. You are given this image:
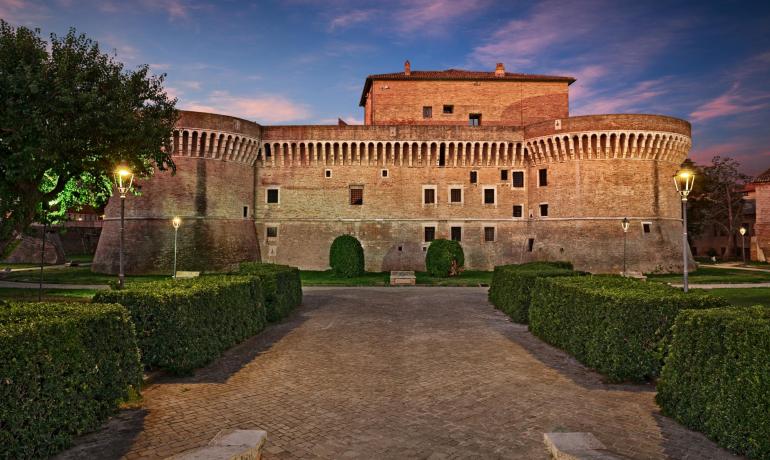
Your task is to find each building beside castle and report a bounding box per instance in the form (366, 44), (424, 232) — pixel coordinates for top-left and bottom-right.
(93, 62), (693, 275)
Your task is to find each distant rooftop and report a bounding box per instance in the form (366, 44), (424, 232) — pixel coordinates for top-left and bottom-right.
(359, 61), (576, 106)
(755, 166), (770, 183)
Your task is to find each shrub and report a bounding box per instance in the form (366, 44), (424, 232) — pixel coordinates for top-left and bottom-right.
(488, 262), (578, 323)
(238, 262), (302, 322)
(329, 235), (365, 277)
(529, 276), (729, 382)
(425, 239), (465, 277)
(94, 276), (266, 374)
(656, 306), (770, 459)
(0, 302), (141, 458)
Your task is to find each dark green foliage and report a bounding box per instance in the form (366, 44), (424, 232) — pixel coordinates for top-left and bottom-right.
(329, 235), (365, 277)
(94, 276), (266, 374)
(238, 262), (302, 322)
(657, 306), (770, 459)
(0, 21), (177, 251)
(488, 262), (578, 323)
(425, 239), (465, 277)
(0, 302), (141, 458)
(529, 276), (729, 382)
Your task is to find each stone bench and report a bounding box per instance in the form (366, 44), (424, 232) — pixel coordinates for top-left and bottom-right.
(390, 271), (416, 286)
(168, 429), (267, 460)
(175, 271), (200, 279)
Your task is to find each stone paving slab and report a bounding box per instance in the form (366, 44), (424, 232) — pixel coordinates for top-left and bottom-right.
(0, 280), (109, 290)
(58, 287), (742, 459)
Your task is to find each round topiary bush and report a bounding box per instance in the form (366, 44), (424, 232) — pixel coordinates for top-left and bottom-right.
(329, 235), (365, 277)
(425, 239), (465, 277)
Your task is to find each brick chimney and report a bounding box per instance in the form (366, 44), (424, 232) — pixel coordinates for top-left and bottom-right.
(404, 60), (411, 76)
(495, 62), (505, 76)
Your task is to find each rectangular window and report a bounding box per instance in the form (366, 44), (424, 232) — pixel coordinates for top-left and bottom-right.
(470, 171), (478, 184)
(539, 203), (549, 217)
(266, 188), (279, 204)
(642, 222), (652, 233)
(443, 104), (454, 114)
(451, 226), (462, 242)
(243, 206), (249, 218)
(527, 238), (535, 252)
(469, 113), (481, 126)
(424, 226), (436, 242)
(350, 186), (363, 205)
(325, 169), (332, 178)
(512, 171), (525, 188)
(500, 170), (508, 181)
(423, 106), (432, 118)
(423, 188), (436, 205)
(450, 188), (462, 203)
(381, 169), (388, 178)
(266, 226), (278, 238)
(538, 168), (548, 187)
(484, 226), (495, 242)
(513, 205), (523, 218)
(483, 187), (496, 205)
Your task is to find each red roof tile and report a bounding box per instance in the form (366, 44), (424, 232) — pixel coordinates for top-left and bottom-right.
(754, 166), (770, 184)
(359, 69), (576, 106)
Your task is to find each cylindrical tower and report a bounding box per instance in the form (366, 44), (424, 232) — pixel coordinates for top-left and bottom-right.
(92, 111), (262, 275)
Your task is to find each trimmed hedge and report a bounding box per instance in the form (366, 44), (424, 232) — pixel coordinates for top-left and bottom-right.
(529, 276), (729, 382)
(329, 235), (365, 277)
(425, 239), (465, 277)
(657, 306), (770, 459)
(94, 276), (266, 374)
(0, 302), (141, 458)
(488, 262), (578, 323)
(238, 262), (302, 322)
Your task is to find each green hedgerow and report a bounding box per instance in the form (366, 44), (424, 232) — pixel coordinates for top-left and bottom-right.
(488, 262), (579, 323)
(238, 262), (302, 322)
(0, 302), (141, 458)
(94, 276), (266, 374)
(528, 275), (729, 382)
(425, 239), (465, 277)
(657, 306), (770, 459)
(329, 235), (365, 277)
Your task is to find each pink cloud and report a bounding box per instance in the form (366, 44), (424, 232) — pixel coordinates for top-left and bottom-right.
(329, 9), (374, 31)
(394, 0), (490, 35)
(0, 0), (48, 24)
(572, 79), (668, 115)
(690, 83), (770, 122)
(181, 91), (311, 124)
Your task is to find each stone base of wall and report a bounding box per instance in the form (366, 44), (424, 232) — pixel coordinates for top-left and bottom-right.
(92, 218), (260, 275)
(258, 218), (690, 274)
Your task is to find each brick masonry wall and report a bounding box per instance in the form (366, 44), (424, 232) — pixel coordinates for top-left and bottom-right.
(755, 183), (770, 261)
(92, 156), (260, 274)
(366, 80), (569, 126)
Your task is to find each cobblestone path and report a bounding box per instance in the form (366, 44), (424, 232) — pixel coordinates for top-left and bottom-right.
(59, 287), (740, 459)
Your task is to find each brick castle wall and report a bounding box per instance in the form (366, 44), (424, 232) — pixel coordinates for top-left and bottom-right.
(754, 183), (770, 261)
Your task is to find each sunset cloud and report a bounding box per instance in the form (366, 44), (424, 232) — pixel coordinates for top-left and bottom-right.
(181, 91), (311, 124)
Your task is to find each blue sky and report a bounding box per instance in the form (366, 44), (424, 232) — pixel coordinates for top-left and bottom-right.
(2, 0), (770, 175)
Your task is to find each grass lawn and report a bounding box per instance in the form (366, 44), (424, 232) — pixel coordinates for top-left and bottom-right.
(66, 253), (94, 263)
(415, 270), (493, 286)
(301, 270), (390, 286)
(647, 267), (770, 284)
(0, 287), (97, 302)
(1, 263), (55, 269)
(699, 287), (770, 307)
(1, 266), (167, 285)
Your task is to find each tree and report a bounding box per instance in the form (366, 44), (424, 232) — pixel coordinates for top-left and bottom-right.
(686, 156), (750, 259)
(0, 20), (177, 253)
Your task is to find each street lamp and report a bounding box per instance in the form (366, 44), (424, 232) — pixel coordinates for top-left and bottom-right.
(739, 226), (747, 265)
(172, 217), (181, 279)
(621, 217), (630, 277)
(674, 168), (695, 292)
(113, 166), (134, 289)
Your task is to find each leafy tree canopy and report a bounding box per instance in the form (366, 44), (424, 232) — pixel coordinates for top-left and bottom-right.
(0, 20), (177, 250)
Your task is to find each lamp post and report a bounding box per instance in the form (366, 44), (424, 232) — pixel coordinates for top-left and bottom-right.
(621, 217), (630, 277)
(113, 166), (134, 289)
(739, 226), (747, 265)
(172, 217), (181, 279)
(674, 168), (695, 292)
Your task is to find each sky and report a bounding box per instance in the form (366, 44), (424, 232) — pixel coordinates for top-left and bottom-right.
(2, 0), (770, 175)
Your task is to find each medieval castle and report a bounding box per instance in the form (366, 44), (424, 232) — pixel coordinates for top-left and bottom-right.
(93, 62), (694, 274)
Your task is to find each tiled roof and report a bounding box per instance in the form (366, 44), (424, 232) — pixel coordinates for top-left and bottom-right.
(754, 166), (770, 183)
(359, 69), (576, 106)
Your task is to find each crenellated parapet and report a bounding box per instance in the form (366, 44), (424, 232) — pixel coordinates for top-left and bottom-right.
(256, 114), (691, 168)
